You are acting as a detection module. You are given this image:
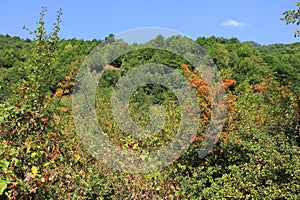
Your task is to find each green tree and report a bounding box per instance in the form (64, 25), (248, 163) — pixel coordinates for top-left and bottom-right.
(23, 7), (63, 97)
(281, 2), (300, 37)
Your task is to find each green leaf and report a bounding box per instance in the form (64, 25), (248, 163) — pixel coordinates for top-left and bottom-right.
(0, 180), (7, 195)
(0, 158), (9, 172)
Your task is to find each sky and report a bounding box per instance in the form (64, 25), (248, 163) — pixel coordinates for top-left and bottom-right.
(0, 0), (299, 45)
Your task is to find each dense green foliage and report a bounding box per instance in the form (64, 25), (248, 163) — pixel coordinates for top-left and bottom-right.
(0, 9), (299, 199)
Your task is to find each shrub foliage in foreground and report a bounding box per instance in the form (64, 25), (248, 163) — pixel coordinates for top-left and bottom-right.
(0, 8), (299, 199)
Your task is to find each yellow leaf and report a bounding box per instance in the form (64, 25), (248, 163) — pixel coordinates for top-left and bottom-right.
(31, 152), (37, 158)
(132, 143), (138, 150)
(31, 166), (38, 175)
(41, 177), (45, 183)
(74, 154), (80, 162)
(1, 141), (7, 149)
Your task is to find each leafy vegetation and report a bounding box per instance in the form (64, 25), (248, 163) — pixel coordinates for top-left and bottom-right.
(281, 1), (300, 37)
(0, 8), (299, 199)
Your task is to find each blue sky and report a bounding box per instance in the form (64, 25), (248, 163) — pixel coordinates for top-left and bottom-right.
(0, 0), (299, 45)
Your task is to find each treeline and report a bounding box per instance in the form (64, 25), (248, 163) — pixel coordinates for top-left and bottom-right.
(0, 34), (299, 100)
